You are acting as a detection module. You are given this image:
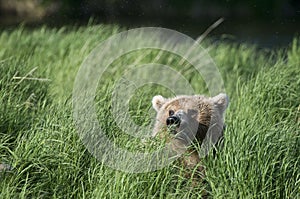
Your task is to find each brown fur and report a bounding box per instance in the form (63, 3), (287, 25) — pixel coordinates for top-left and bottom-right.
(152, 93), (229, 184)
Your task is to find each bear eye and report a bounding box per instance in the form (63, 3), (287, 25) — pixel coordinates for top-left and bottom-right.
(169, 110), (175, 116)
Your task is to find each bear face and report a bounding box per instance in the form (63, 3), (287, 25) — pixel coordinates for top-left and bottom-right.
(152, 93), (229, 148)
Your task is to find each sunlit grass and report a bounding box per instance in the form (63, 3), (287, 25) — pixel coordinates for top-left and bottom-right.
(0, 24), (299, 198)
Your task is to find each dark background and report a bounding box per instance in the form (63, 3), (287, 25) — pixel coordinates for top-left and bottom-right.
(1, 0), (300, 48)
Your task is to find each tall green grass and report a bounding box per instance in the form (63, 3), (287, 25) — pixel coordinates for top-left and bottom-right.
(0, 25), (299, 198)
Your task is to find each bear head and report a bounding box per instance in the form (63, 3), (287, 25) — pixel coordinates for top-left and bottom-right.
(151, 93), (229, 147)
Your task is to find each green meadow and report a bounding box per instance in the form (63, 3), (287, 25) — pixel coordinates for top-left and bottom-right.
(0, 24), (299, 198)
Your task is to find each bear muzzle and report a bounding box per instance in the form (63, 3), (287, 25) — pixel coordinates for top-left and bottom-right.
(166, 110), (191, 134)
(166, 115), (181, 127)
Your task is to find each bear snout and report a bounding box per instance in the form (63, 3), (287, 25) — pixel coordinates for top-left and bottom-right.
(166, 115), (181, 127)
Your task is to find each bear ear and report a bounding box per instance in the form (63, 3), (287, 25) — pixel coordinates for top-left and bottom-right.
(211, 93), (229, 111)
(152, 95), (166, 112)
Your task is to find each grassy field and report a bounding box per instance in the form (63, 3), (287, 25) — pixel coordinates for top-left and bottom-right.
(0, 24), (299, 198)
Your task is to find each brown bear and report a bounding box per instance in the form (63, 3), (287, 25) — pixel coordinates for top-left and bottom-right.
(151, 93), (229, 176)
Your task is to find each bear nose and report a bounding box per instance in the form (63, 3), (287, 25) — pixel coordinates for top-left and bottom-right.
(166, 115), (180, 126)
